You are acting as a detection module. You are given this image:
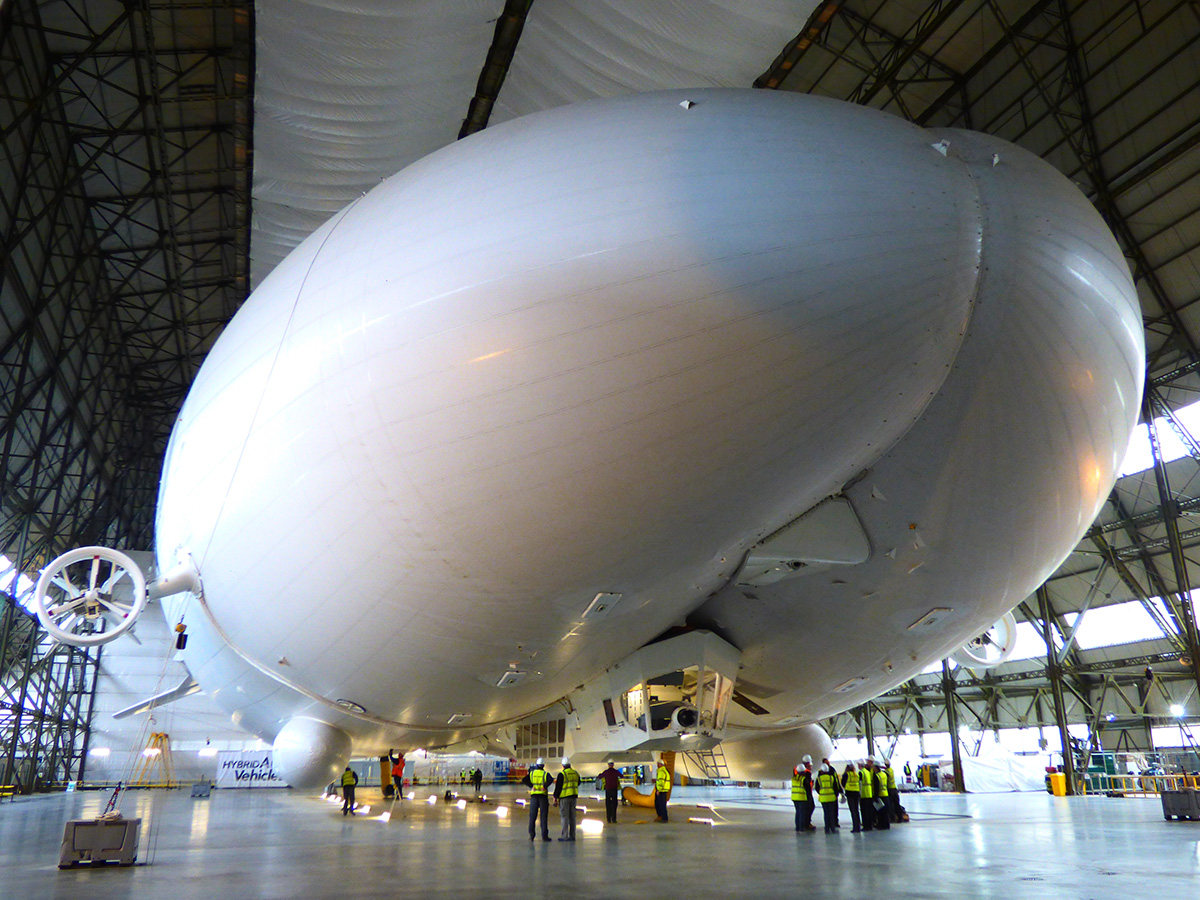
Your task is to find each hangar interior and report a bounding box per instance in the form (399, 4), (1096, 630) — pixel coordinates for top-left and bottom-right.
(2, 0), (1200, 808)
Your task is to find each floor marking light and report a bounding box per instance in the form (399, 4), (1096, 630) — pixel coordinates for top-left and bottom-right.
(496, 806), (509, 818)
(579, 818), (604, 835)
(456, 799), (467, 810)
(377, 811), (391, 822)
(357, 805), (371, 815)
(427, 795), (438, 805)
(406, 791), (415, 800)
(688, 817), (716, 826)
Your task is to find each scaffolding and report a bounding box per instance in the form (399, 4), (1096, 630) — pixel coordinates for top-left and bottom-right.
(0, 590), (100, 794)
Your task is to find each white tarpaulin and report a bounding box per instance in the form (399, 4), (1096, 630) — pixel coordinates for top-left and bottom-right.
(251, 1), (819, 285)
(941, 749), (1050, 793)
(216, 751), (289, 788)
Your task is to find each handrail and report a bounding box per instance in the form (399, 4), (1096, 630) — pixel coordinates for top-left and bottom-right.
(1081, 773), (1200, 796)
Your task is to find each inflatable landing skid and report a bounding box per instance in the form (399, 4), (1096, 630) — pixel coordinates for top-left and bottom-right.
(622, 786), (661, 808)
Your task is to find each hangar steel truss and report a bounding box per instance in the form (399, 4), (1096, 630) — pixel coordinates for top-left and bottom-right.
(0, 0), (251, 793)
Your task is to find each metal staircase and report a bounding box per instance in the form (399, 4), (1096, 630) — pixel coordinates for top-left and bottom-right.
(682, 745), (731, 783)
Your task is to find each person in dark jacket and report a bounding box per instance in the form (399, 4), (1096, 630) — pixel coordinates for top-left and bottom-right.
(600, 762), (622, 823)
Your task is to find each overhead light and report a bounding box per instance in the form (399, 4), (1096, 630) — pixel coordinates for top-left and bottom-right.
(1105, 713), (1116, 722)
(908, 608), (953, 631)
(583, 592), (622, 619)
(1170, 703), (1185, 717)
(90, 747), (111, 757)
(198, 747), (218, 758)
(496, 671), (526, 688)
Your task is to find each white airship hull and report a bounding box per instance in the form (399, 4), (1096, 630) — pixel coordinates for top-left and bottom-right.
(153, 90), (1141, 779)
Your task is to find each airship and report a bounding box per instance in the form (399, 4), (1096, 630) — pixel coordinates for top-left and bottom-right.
(33, 89), (1143, 787)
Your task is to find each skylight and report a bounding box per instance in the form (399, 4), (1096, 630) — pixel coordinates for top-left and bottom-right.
(1118, 399), (1200, 477)
(0, 555), (36, 609)
(1062, 598), (1173, 650)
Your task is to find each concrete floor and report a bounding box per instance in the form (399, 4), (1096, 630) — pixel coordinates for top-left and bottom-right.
(2, 784), (1197, 899)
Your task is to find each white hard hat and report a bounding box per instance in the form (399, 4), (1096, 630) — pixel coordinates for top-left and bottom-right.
(801, 754), (812, 764)
(536, 757), (544, 765)
(562, 757), (570, 766)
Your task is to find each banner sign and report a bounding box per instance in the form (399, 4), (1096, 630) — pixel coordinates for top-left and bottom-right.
(216, 751), (289, 788)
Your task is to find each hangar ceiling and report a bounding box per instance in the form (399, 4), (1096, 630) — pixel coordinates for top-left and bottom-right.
(2, 0), (1199, 786)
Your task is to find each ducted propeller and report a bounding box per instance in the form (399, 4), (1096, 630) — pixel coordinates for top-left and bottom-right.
(33, 547), (148, 647)
(951, 610), (1018, 668)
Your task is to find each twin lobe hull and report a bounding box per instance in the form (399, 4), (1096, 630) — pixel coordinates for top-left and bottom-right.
(154, 90), (1140, 753)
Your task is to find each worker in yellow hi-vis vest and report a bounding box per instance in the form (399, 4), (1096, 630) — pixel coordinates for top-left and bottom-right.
(340, 766), (358, 816)
(523, 758), (552, 841)
(816, 759), (843, 833)
(841, 761), (863, 832)
(858, 757), (876, 831)
(654, 759), (672, 822)
(872, 758), (891, 830)
(557, 758), (581, 841)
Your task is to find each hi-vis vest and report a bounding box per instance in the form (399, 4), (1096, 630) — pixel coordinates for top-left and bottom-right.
(859, 768), (874, 799)
(844, 768), (860, 792)
(529, 768), (550, 795)
(791, 772), (804, 801)
(886, 766), (897, 792)
(816, 771), (838, 803)
(655, 766), (671, 793)
(341, 770), (356, 787)
(561, 767), (580, 798)
(875, 770), (889, 798)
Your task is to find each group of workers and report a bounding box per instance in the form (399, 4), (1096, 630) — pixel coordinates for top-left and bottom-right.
(341, 751), (909, 835)
(523, 758), (670, 841)
(791, 754), (907, 833)
(523, 757), (584, 841)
